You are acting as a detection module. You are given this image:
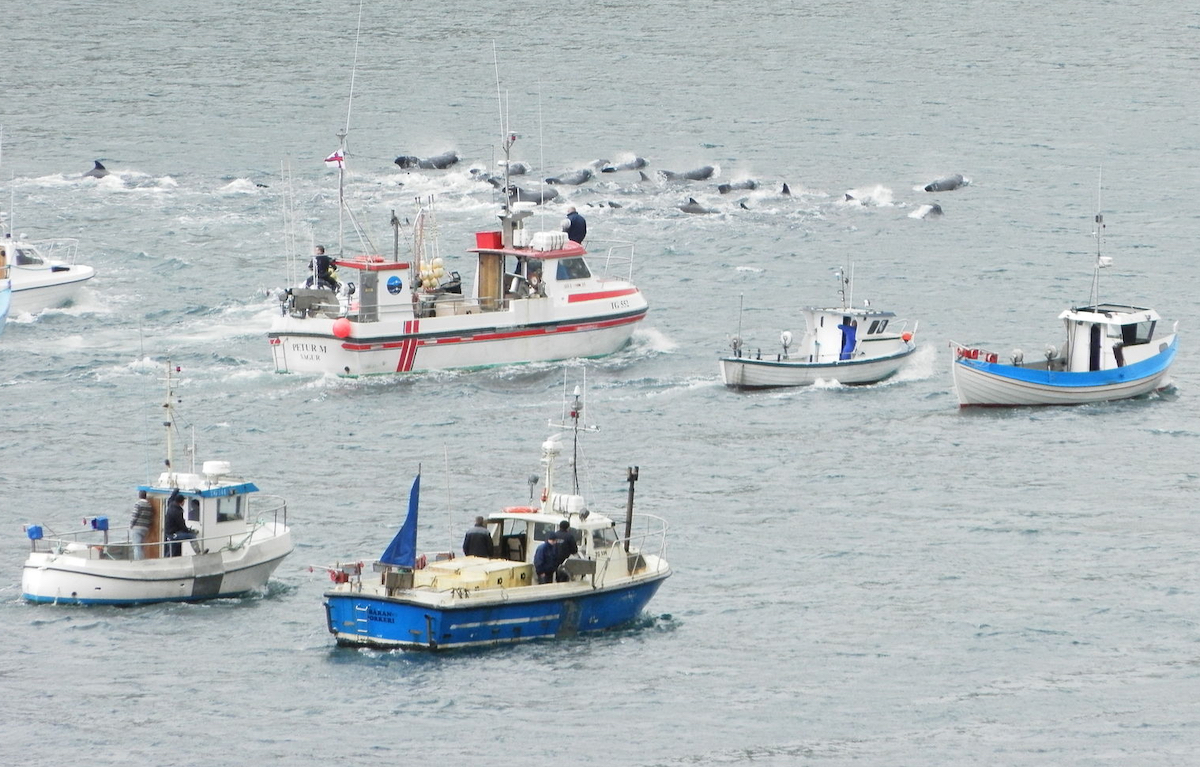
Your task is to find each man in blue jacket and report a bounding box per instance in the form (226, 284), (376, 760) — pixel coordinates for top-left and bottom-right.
(534, 533), (559, 584)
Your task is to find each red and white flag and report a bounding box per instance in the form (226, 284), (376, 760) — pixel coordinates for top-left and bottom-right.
(324, 149), (345, 168)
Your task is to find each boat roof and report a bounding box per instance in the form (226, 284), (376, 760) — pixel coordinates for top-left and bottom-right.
(333, 254), (411, 272)
(802, 306), (897, 318)
(486, 507), (614, 530)
(469, 240), (588, 261)
(137, 480), (260, 497)
(1058, 304), (1160, 324)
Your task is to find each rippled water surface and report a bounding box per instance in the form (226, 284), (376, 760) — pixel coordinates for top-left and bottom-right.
(4, 2), (1200, 765)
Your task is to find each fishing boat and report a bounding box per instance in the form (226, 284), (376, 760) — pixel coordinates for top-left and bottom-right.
(268, 128), (647, 377)
(1, 232), (96, 316)
(719, 266), (917, 389)
(951, 212), (1177, 407)
(322, 387), (670, 651)
(20, 364), (294, 605)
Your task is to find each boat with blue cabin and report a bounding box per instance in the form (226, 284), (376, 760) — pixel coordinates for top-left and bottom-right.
(20, 364), (294, 604)
(323, 388), (670, 650)
(719, 265), (917, 389)
(951, 212), (1177, 407)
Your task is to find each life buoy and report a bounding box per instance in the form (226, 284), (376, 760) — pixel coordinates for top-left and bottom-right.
(966, 348), (979, 360)
(985, 352), (999, 364)
(504, 506), (538, 514)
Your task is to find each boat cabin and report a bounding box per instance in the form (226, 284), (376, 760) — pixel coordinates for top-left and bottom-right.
(136, 462), (262, 559)
(793, 307), (902, 362)
(1058, 304), (1161, 372)
(285, 205), (616, 324)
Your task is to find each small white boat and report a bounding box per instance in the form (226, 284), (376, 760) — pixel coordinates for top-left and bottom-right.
(268, 133), (647, 377)
(322, 386), (670, 651)
(719, 268), (917, 389)
(1, 233), (95, 316)
(951, 213), (1177, 407)
(21, 365), (294, 605)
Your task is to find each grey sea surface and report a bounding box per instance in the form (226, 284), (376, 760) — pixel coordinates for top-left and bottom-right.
(3, 1), (1200, 765)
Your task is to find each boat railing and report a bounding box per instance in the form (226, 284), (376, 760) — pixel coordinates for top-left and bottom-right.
(592, 512), (669, 587)
(19, 238), (81, 266)
(26, 497), (288, 560)
(592, 240), (636, 281)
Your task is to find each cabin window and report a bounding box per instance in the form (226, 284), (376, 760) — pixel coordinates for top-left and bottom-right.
(876, 319), (888, 333)
(188, 498), (201, 522)
(555, 258), (591, 280)
(1121, 321), (1155, 346)
(16, 248), (43, 266)
(216, 495), (244, 523)
(533, 522), (558, 542)
(591, 526), (619, 551)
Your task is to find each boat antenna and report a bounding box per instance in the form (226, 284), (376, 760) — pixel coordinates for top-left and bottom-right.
(330, 0), (378, 258)
(549, 378), (599, 495)
(1089, 167), (1107, 307)
(161, 361), (179, 486)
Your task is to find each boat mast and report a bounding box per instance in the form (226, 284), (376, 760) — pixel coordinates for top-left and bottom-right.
(1089, 169), (1105, 307)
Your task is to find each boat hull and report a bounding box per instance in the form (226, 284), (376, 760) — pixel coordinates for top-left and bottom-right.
(325, 571), (669, 650)
(9, 266), (95, 315)
(21, 527), (293, 605)
(952, 337), (1177, 406)
(720, 345), (915, 389)
(269, 305), (647, 376)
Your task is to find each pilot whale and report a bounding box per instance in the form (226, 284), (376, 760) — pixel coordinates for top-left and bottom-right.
(508, 185), (560, 205)
(83, 160), (109, 179)
(661, 166), (715, 182)
(545, 168), (594, 186)
(923, 174), (967, 192)
(679, 197), (717, 214)
(601, 157), (648, 173)
(717, 179), (758, 194)
(394, 151), (460, 170)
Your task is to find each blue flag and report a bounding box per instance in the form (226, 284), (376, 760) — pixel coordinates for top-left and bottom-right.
(379, 474), (420, 567)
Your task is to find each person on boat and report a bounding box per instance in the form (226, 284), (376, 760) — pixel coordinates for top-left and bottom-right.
(534, 533), (560, 584)
(561, 206), (586, 244)
(163, 490), (196, 557)
(306, 245), (340, 291)
(462, 516), (494, 558)
(129, 491), (154, 560)
(837, 319), (858, 361)
(553, 520), (579, 582)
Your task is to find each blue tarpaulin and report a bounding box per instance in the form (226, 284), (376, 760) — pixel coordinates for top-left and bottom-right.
(379, 474), (420, 568)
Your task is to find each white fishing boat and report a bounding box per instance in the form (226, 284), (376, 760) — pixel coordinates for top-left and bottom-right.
(1, 232), (95, 316)
(719, 267), (917, 389)
(951, 211), (1177, 407)
(322, 386), (670, 651)
(20, 364), (294, 605)
(268, 132), (647, 377)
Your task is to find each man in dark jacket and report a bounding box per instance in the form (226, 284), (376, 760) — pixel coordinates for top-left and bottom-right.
(561, 207), (586, 244)
(462, 516), (494, 558)
(534, 534), (559, 584)
(554, 520), (579, 582)
(163, 490), (195, 557)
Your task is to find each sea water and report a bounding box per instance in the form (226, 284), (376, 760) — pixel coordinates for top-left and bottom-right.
(3, 1), (1200, 765)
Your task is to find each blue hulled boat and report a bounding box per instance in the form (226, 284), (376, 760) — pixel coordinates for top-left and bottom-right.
(323, 388), (670, 651)
(951, 211), (1177, 407)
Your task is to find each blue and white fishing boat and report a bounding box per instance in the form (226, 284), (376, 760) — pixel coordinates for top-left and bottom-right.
(323, 388), (671, 651)
(951, 211), (1177, 407)
(20, 364), (294, 604)
(719, 265), (917, 389)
